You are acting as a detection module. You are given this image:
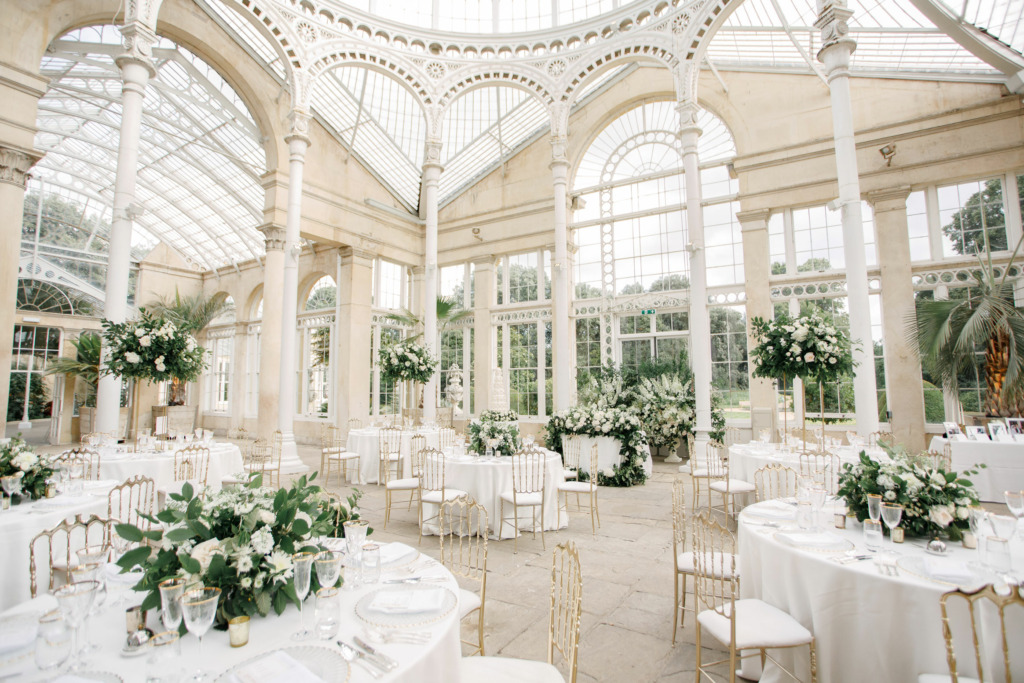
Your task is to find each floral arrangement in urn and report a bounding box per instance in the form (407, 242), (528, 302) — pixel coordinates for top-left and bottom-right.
(468, 410), (520, 456)
(0, 437), (54, 500)
(633, 375), (695, 452)
(115, 474), (362, 624)
(837, 449), (980, 540)
(102, 308), (207, 385)
(749, 312), (855, 385)
(379, 341), (437, 385)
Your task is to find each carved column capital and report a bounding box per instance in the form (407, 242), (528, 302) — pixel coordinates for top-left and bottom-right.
(285, 109), (312, 147)
(338, 245), (375, 266)
(0, 145), (43, 188)
(258, 223), (287, 251)
(866, 186), (912, 212)
(115, 22), (158, 79)
(736, 208), (772, 230)
(550, 134), (569, 169)
(675, 100), (702, 141)
(423, 138), (444, 173)
(815, 0), (857, 65)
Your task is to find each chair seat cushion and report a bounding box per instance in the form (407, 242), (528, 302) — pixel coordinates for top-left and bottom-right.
(676, 551), (740, 578)
(382, 453), (401, 462)
(421, 489), (467, 504)
(458, 588), (481, 619)
(386, 477), (419, 491)
(918, 675), (979, 683)
(328, 452), (359, 461)
(558, 481), (596, 494)
(697, 599), (812, 650)
(562, 469), (578, 480)
(459, 656), (564, 683)
(499, 491), (544, 506)
(709, 479), (756, 494)
(691, 469), (726, 478)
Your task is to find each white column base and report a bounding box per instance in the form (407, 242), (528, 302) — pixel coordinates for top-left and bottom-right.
(17, 421), (31, 431)
(276, 432), (309, 474)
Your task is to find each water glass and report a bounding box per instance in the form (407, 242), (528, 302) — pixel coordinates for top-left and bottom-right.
(1005, 490), (1024, 520)
(159, 578), (186, 631)
(181, 587), (221, 681)
(362, 543), (382, 584)
(35, 611), (71, 671)
(881, 504), (904, 548)
(863, 520), (884, 551)
(145, 631), (182, 683)
(866, 494), (882, 523)
(315, 587), (340, 640)
(984, 536), (1012, 573)
(796, 501), (815, 530)
(53, 580), (98, 671)
(989, 514), (1017, 541)
(315, 551), (343, 589)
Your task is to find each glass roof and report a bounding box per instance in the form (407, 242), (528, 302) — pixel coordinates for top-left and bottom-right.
(935, 0), (1024, 53)
(34, 25), (267, 271)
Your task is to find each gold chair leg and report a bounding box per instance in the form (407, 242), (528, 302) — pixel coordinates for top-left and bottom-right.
(513, 505), (519, 554)
(672, 572), (680, 645)
(694, 619), (702, 683)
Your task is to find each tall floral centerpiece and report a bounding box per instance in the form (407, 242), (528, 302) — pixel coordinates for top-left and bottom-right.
(468, 410), (520, 456)
(115, 474), (362, 625)
(633, 375), (695, 456)
(0, 437), (54, 501)
(379, 341), (438, 416)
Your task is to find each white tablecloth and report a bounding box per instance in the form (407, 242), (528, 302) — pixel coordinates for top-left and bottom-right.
(348, 429), (440, 485)
(737, 500), (1024, 682)
(929, 436), (1024, 502)
(0, 485), (110, 612)
(728, 442), (886, 484)
(0, 543), (463, 682)
(98, 441), (244, 493)
(573, 435), (653, 478)
(421, 449), (568, 540)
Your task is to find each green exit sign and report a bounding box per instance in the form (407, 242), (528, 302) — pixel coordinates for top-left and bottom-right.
(640, 309), (656, 315)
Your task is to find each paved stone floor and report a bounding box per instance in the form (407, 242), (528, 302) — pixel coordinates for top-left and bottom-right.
(287, 444), (722, 683)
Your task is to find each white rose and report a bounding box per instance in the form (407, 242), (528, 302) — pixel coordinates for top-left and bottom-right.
(125, 351), (140, 364)
(956, 506), (970, 520)
(190, 538), (222, 574)
(601, 467), (615, 478)
(928, 505), (954, 528)
(829, 358), (837, 364)
(139, 335), (151, 347)
(12, 452), (38, 471)
(804, 352), (815, 363)
(930, 472), (946, 487)
(135, 328), (145, 337)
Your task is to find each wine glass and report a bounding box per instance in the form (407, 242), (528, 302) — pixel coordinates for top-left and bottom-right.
(880, 503), (903, 549)
(53, 580), (98, 671)
(1004, 490), (1023, 538)
(181, 587), (221, 681)
(866, 494), (882, 523)
(159, 578), (186, 632)
(343, 520), (369, 589)
(291, 551), (316, 641)
(989, 514), (1017, 541)
(35, 610), (72, 671)
(70, 562), (107, 655)
(315, 551), (342, 589)
(810, 487), (827, 530)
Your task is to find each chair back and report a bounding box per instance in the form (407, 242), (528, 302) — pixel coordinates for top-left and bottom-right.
(754, 463), (800, 502)
(246, 437), (272, 471)
(562, 435), (582, 471)
(55, 448), (100, 480)
(438, 427), (456, 450)
(108, 475), (155, 529)
(938, 584), (1024, 682)
(271, 430), (284, 467)
(319, 490), (346, 537)
(671, 478), (690, 559)
(322, 425), (343, 449)
(420, 447), (447, 493)
(723, 426), (742, 448)
(692, 510), (739, 620)
(799, 451), (840, 494)
(919, 448), (952, 471)
(511, 448), (545, 496)
(439, 496), (488, 592)
(586, 444), (598, 480)
(870, 430), (895, 448)
(699, 441), (728, 478)
(548, 541), (583, 683)
(379, 426), (403, 456)
(174, 445), (210, 486)
(348, 417), (363, 431)
(30, 514), (112, 598)
(436, 408), (454, 429)
(409, 434), (427, 477)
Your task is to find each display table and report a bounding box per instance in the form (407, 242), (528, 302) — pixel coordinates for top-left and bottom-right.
(928, 436), (1024, 502)
(348, 428), (441, 485)
(572, 435), (653, 478)
(421, 449), (568, 540)
(736, 500), (1024, 682)
(97, 441), (243, 493)
(0, 482), (111, 612)
(0, 543), (463, 682)
(727, 442), (887, 484)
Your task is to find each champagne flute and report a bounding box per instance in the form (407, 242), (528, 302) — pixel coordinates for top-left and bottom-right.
(343, 520), (369, 589)
(181, 587), (221, 682)
(291, 551), (316, 641)
(159, 578), (186, 631)
(315, 551), (343, 589)
(880, 503), (903, 549)
(1004, 491), (1023, 538)
(810, 486), (827, 531)
(70, 562), (107, 655)
(53, 580), (98, 671)
(866, 494), (882, 523)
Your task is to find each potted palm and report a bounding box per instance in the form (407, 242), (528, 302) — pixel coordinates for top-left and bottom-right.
(43, 332), (128, 438)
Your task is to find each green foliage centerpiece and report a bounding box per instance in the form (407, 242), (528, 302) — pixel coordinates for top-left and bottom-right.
(467, 410), (520, 456)
(379, 341), (437, 385)
(0, 437), (54, 500)
(115, 474), (361, 625)
(102, 309), (208, 385)
(633, 375), (695, 453)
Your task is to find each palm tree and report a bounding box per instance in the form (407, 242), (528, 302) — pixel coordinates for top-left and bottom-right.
(384, 295), (472, 340)
(908, 237), (1024, 417)
(45, 331), (102, 400)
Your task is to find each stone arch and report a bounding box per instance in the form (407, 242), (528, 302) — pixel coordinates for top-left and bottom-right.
(301, 273), (337, 311)
(209, 291), (237, 324)
(245, 284), (265, 321)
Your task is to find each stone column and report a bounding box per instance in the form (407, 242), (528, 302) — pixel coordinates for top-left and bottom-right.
(869, 187), (926, 450)
(336, 247), (374, 427)
(275, 111), (310, 472)
(473, 257), (495, 413)
(410, 265), (425, 415)
(550, 137), (572, 411)
(422, 140), (443, 422)
(257, 225), (285, 439)
(229, 320), (248, 434)
(96, 24), (157, 435)
(738, 209), (778, 439)
(0, 147), (42, 438)
(815, 0), (879, 435)
(678, 101), (712, 464)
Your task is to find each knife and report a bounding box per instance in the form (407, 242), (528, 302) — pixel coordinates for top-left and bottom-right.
(354, 636), (399, 671)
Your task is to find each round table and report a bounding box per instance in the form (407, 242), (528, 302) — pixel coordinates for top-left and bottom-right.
(97, 441), (244, 492)
(737, 500), (1024, 682)
(727, 442), (887, 484)
(0, 542), (464, 682)
(928, 436), (1024, 503)
(421, 449), (568, 540)
(348, 429), (440, 485)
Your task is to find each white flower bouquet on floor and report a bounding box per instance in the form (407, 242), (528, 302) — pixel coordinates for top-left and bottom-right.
(379, 341), (438, 385)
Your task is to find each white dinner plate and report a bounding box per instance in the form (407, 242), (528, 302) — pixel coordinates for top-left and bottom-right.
(215, 646), (349, 683)
(896, 555), (991, 590)
(355, 585), (456, 629)
(52, 672), (123, 682)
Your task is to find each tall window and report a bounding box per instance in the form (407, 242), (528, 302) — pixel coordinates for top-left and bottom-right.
(297, 276), (336, 418)
(616, 311), (688, 381)
(374, 259), (408, 310)
(496, 249), (551, 305)
(791, 203), (876, 272)
(508, 322), (539, 416)
(710, 306), (748, 419)
(575, 318), (601, 386)
(438, 261), (474, 414)
(9, 325), (60, 422)
(205, 335), (232, 413)
(373, 326), (402, 416)
(937, 178), (1007, 257)
(245, 326), (260, 417)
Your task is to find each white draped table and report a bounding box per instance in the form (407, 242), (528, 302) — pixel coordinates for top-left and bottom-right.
(727, 442), (887, 484)
(928, 436), (1024, 502)
(98, 441), (244, 493)
(348, 428), (441, 485)
(0, 543), (463, 682)
(421, 449), (568, 540)
(737, 500), (1024, 682)
(572, 435), (653, 478)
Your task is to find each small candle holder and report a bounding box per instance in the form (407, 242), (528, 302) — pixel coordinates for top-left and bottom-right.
(833, 513), (847, 529)
(962, 531), (977, 549)
(228, 616), (250, 648)
(126, 606), (147, 634)
(892, 527), (905, 544)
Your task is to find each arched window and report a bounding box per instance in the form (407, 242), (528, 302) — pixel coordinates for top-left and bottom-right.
(298, 276), (337, 418)
(305, 276), (337, 311)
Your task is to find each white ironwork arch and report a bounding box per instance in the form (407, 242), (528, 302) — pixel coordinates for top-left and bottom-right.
(306, 43), (433, 107)
(436, 65), (557, 111)
(559, 39), (679, 105)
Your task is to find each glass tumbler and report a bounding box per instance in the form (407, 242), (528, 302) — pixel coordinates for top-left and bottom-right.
(35, 611), (71, 671)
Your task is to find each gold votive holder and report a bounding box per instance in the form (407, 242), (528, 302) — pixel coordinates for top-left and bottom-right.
(228, 615), (250, 648)
(833, 513), (847, 529)
(962, 531), (977, 549)
(46, 483), (56, 498)
(892, 527), (905, 544)
(126, 605), (147, 633)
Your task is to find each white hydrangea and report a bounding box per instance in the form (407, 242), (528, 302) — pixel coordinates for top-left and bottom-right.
(251, 526), (274, 555)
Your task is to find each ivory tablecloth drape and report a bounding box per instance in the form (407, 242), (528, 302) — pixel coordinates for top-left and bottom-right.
(348, 428), (441, 485)
(928, 436), (1024, 502)
(98, 441), (244, 492)
(571, 435), (653, 478)
(727, 442), (887, 484)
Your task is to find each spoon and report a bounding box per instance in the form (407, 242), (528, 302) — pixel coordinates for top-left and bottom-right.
(338, 641), (382, 679)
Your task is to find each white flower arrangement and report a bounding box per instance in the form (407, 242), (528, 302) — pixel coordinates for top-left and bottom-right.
(102, 308), (206, 384)
(379, 341), (438, 385)
(750, 312), (855, 385)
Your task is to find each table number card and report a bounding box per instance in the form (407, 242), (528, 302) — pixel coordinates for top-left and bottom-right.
(964, 425), (989, 441)
(943, 422), (967, 442)
(1007, 418), (1024, 443)
(988, 420), (1014, 443)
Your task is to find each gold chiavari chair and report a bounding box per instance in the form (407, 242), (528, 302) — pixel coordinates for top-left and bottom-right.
(384, 444), (423, 528)
(561, 435), (582, 481)
(265, 430), (284, 488)
(108, 475), (155, 530)
(754, 463), (800, 502)
(869, 430), (895, 448)
(321, 425), (360, 486)
(318, 490), (346, 538)
(55, 448), (100, 480)
(557, 444), (600, 535)
(708, 441), (755, 520)
(693, 510), (816, 683)
(378, 426), (403, 486)
(499, 445), (547, 553)
(244, 437), (272, 483)
(691, 440), (728, 512)
(917, 584), (1024, 683)
(438, 427), (456, 451)
(440, 495), (489, 656)
(724, 426), (742, 448)
(436, 408), (454, 429)
(672, 478), (693, 644)
(418, 448), (467, 543)
(29, 514), (112, 598)
(799, 451), (841, 496)
(348, 417), (363, 431)
(459, 541), (583, 683)
(919, 447), (952, 472)
(174, 444), (210, 488)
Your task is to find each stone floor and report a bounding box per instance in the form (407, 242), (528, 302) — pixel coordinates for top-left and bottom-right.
(286, 444), (723, 683)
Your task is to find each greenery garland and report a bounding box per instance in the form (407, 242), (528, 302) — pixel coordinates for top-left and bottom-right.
(546, 404), (648, 487)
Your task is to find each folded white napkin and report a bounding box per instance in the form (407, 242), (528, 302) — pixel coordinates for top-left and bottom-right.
(922, 557), (974, 583)
(0, 614), (38, 655)
(104, 563), (143, 585)
(228, 650), (325, 683)
(369, 588), (446, 614)
(379, 542), (417, 566)
(777, 532), (839, 548)
(52, 675), (112, 683)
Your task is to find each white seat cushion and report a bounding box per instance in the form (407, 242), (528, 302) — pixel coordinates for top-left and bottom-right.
(678, 464), (692, 474)
(458, 588), (481, 619)
(421, 489), (468, 504)
(459, 656), (564, 683)
(500, 491), (544, 506)
(558, 481), (596, 494)
(386, 477), (419, 491)
(691, 468), (726, 479)
(697, 599), (812, 650)
(329, 451), (359, 461)
(676, 551), (740, 578)
(918, 675), (979, 683)
(562, 469), (578, 480)
(709, 479), (756, 494)
(382, 453), (401, 462)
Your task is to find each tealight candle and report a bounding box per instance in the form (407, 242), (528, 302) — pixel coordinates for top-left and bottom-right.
(228, 616), (250, 647)
(962, 531), (977, 549)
